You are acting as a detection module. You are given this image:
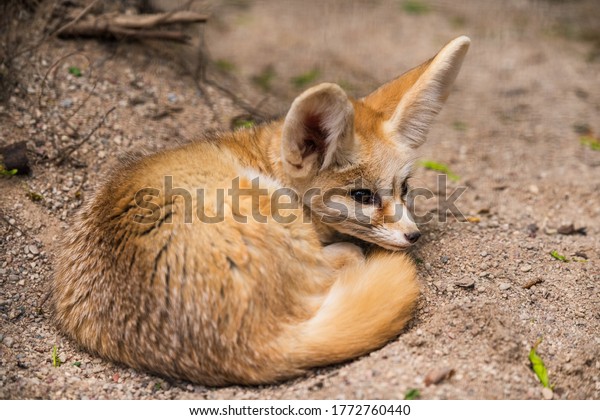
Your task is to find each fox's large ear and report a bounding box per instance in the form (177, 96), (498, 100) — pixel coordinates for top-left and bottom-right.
(363, 36), (470, 149)
(281, 83), (355, 179)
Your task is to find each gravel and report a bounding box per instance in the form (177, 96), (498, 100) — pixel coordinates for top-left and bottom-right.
(1, 0), (599, 401)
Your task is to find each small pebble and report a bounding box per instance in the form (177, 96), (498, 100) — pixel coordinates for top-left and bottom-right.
(3, 336), (15, 347)
(92, 366), (105, 374)
(167, 93), (178, 103)
(542, 388), (553, 400)
(499, 283), (511, 291)
(28, 245), (39, 255)
(424, 367), (455, 386)
(441, 256), (449, 264)
(520, 264), (532, 272)
(60, 98), (73, 108)
(455, 279), (475, 288)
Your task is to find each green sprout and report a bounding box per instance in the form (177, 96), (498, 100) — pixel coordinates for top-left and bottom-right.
(452, 121), (467, 131)
(529, 339), (552, 389)
(252, 66), (276, 92)
(402, 0), (430, 15)
(51, 345), (62, 367)
(580, 135), (600, 151)
(215, 59), (236, 73)
(420, 160), (460, 181)
(550, 250), (568, 262)
(291, 69), (320, 88)
(0, 165), (17, 177)
(404, 388), (421, 400)
(68, 66), (82, 77)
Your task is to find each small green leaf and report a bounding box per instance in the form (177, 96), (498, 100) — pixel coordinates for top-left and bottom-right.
(452, 121), (467, 131)
(291, 69), (320, 89)
(404, 388), (420, 400)
(550, 250), (568, 262)
(337, 79), (355, 92)
(51, 345), (62, 368)
(215, 59), (235, 73)
(420, 160), (460, 181)
(68, 66), (82, 77)
(402, 0), (430, 15)
(252, 65), (276, 92)
(72, 361), (81, 367)
(231, 115), (259, 130)
(529, 339), (551, 389)
(450, 15), (467, 29)
(233, 119), (255, 129)
(0, 168), (18, 177)
(26, 190), (43, 202)
(580, 135), (600, 151)
(154, 381), (162, 391)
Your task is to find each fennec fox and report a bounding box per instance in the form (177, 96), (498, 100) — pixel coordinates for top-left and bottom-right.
(52, 36), (470, 385)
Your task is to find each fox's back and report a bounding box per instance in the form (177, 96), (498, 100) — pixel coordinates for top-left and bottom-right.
(52, 139), (330, 384)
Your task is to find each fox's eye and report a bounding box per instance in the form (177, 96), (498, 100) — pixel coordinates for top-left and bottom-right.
(401, 180), (409, 197)
(350, 189), (380, 206)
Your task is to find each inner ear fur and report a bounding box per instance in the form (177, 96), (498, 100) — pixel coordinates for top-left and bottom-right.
(281, 83), (355, 179)
(363, 36), (471, 149)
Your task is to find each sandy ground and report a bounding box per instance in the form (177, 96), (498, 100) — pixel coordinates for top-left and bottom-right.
(1, 0), (599, 399)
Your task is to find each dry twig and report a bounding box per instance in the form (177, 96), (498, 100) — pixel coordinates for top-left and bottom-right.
(56, 10), (208, 43)
(53, 106), (116, 165)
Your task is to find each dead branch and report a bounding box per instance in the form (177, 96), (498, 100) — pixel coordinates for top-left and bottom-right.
(205, 79), (271, 120)
(110, 11), (208, 28)
(56, 11), (208, 43)
(52, 0), (99, 36)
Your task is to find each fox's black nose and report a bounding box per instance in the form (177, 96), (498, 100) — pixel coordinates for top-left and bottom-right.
(405, 231), (421, 244)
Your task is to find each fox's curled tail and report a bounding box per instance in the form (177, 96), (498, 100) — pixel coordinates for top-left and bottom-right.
(281, 251), (419, 371)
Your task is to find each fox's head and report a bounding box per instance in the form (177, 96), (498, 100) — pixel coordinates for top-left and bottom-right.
(278, 36), (470, 251)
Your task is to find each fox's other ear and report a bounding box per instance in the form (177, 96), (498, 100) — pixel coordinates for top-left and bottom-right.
(281, 83), (355, 179)
(363, 36), (470, 149)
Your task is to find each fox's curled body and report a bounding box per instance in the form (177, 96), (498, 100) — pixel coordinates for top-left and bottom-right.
(52, 37), (470, 385)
